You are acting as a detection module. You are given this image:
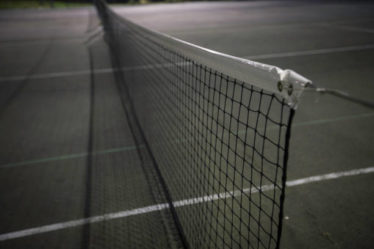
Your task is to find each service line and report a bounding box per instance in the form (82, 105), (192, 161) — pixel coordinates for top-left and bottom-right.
(0, 166), (373, 242)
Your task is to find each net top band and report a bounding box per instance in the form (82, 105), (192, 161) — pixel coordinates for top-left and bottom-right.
(104, 2), (312, 109)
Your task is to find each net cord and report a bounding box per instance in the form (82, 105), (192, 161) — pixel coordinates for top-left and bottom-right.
(305, 85), (374, 109)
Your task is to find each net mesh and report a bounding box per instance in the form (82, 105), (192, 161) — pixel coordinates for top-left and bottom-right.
(94, 1), (295, 249)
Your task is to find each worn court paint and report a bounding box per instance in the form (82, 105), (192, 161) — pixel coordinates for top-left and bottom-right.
(0, 62), (183, 82)
(0, 166), (373, 242)
(0, 145), (140, 169)
(0, 68), (109, 82)
(1, 44), (374, 82)
(1, 113), (373, 169)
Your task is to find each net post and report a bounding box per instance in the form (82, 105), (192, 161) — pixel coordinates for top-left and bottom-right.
(275, 108), (295, 249)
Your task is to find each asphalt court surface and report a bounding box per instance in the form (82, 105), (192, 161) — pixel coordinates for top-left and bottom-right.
(0, 1), (373, 249)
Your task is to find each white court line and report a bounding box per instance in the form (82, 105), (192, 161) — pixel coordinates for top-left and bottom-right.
(246, 44), (374, 60)
(1, 44), (374, 82)
(85, 26), (105, 47)
(0, 203), (169, 241)
(0, 166), (373, 242)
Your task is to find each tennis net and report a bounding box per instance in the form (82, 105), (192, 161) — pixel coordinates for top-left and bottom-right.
(94, 1), (311, 248)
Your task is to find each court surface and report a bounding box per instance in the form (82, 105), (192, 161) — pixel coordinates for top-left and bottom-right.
(0, 1), (373, 249)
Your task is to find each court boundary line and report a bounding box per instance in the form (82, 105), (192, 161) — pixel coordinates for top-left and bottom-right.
(246, 44), (374, 60)
(1, 112), (373, 169)
(1, 44), (374, 83)
(318, 23), (374, 34)
(0, 166), (373, 242)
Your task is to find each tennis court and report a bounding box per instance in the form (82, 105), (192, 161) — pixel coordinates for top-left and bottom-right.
(0, 1), (373, 249)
